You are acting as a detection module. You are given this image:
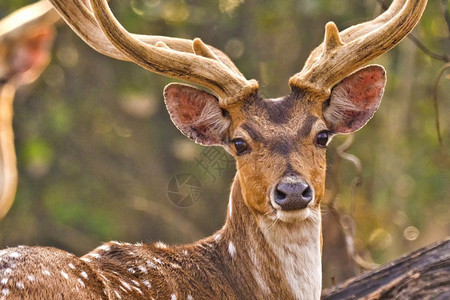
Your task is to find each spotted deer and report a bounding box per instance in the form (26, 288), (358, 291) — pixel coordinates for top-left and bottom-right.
(0, 0), (427, 299)
(0, 0), (59, 219)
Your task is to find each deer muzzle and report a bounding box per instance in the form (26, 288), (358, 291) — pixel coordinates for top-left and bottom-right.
(272, 175), (313, 211)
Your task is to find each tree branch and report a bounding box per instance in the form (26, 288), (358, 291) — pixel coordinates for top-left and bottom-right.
(433, 63), (450, 145)
(322, 238), (450, 299)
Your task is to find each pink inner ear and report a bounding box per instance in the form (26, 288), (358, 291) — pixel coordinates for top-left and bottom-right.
(341, 67), (385, 109)
(325, 65), (386, 134)
(177, 92), (206, 123)
(11, 28), (54, 84)
(164, 84), (229, 146)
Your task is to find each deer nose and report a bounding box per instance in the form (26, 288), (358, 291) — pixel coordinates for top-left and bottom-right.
(273, 177), (313, 211)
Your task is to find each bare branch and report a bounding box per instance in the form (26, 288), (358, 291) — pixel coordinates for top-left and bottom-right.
(408, 34), (450, 62)
(433, 63), (450, 146)
(442, 0), (450, 37)
(324, 135), (378, 272)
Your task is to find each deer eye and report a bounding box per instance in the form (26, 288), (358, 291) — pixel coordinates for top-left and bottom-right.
(316, 131), (330, 148)
(232, 138), (249, 155)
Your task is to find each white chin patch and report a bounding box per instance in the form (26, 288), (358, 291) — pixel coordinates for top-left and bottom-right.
(275, 207), (311, 223)
(269, 197), (314, 223)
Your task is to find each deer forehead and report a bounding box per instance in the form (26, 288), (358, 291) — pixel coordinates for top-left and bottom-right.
(231, 96), (325, 145)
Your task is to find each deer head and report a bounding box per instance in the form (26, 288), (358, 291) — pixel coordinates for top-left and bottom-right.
(49, 0), (425, 224)
(0, 0), (59, 219)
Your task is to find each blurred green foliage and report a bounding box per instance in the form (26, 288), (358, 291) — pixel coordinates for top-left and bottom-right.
(0, 0), (448, 288)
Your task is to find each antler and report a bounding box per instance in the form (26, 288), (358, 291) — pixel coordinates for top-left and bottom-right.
(48, 0), (258, 106)
(289, 0), (428, 98)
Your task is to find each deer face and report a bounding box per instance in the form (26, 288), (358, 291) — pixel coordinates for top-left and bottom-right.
(165, 65), (386, 224)
(49, 0), (424, 224)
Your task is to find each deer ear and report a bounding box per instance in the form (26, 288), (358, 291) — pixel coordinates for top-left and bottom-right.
(164, 83), (230, 146)
(323, 65), (386, 134)
(9, 27), (55, 84)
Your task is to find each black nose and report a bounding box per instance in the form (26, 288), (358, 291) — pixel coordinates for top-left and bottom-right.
(273, 177), (313, 211)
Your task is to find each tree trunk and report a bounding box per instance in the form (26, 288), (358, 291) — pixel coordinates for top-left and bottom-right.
(322, 238), (450, 299)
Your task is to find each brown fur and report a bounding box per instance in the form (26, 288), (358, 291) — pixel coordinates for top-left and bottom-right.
(0, 175), (313, 299)
(0, 0), (423, 298)
(0, 65), (390, 300)
(0, 88), (332, 299)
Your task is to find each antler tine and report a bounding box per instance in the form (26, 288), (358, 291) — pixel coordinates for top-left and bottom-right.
(0, 0), (59, 43)
(48, 0), (257, 106)
(290, 0), (427, 98)
(302, 0), (407, 71)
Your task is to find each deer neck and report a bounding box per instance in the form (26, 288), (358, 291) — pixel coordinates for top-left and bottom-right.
(0, 82), (17, 219)
(217, 174), (322, 299)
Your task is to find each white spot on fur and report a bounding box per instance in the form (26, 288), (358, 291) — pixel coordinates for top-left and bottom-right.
(2, 288), (10, 296)
(170, 263), (181, 269)
(68, 263), (76, 270)
(1, 278), (8, 285)
(171, 293), (177, 300)
(100, 274), (109, 282)
(27, 275), (35, 282)
(187, 295), (193, 300)
(8, 252), (20, 258)
(80, 271), (88, 279)
(114, 290), (122, 299)
(143, 280), (151, 288)
(131, 280), (140, 287)
(182, 250), (189, 256)
(0, 250), (6, 256)
(78, 278), (85, 288)
(89, 253), (101, 259)
(127, 267), (136, 274)
(42, 270), (51, 276)
(96, 245), (111, 251)
(155, 242), (167, 249)
(4, 268), (12, 275)
(120, 280), (132, 291)
(228, 241), (236, 258)
(214, 233), (221, 242)
(138, 265), (148, 274)
(61, 270), (69, 280)
(133, 286), (143, 295)
(16, 282), (24, 289)
(146, 260), (156, 268)
(80, 257), (91, 263)
(153, 257), (163, 264)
